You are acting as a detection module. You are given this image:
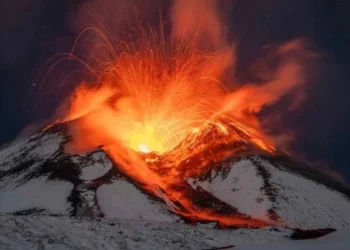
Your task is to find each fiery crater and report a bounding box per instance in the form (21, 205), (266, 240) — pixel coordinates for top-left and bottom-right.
(41, 1), (312, 228)
(61, 38), (275, 156)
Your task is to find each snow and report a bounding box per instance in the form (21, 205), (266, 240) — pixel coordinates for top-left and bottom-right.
(190, 157), (350, 229)
(97, 179), (177, 221)
(1, 128), (350, 242)
(0, 131), (74, 215)
(79, 151), (113, 181)
(0, 178), (73, 214)
(190, 159), (271, 219)
(0, 215), (295, 250)
(235, 228), (350, 250)
(0, 132), (62, 171)
(259, 158), (350, 229)
(28, 133), (63, 160)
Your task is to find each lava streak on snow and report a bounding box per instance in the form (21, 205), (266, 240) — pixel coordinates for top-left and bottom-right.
(40, 1), (313, 227)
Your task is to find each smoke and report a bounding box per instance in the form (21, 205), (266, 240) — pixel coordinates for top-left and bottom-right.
(171, 0), (226, 46)
(57, 0), (319, 155)
(222, 39), (315, 117)
(170, 0), (317, 151)
(171, 0), (236, 82)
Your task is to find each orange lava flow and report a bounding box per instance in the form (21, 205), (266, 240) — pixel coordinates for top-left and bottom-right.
(60, 27), (275, 156)
(54, 26), (277, 227)
(103, 143), (274, 227)
(42, 2), (310, 227)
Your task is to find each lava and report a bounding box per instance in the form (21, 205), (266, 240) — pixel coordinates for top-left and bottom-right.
(41, 0), (312, 228)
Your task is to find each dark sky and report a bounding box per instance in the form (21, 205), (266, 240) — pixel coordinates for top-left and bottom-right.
(1, 0), (350, 181)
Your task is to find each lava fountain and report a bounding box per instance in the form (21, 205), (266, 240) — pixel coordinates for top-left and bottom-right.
(40, 0), (312, 228)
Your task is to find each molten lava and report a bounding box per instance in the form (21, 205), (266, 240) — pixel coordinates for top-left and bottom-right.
(41, 0), (312, 228)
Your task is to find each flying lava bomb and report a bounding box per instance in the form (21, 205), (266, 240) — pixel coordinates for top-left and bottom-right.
(39, 0), (314, 227)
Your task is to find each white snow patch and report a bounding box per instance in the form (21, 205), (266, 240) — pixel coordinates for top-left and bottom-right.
(236, 228), (350, 250)
(192, 159), (270, 219)
(28, 133), (62, 159)
(0, 132), (63, 171)
(97, 179), (177, 222)
(79, 152), (113, 181)
(0, 215), (295, 250)
(259, 158), (350, 229)
(0, 178), (73, 214)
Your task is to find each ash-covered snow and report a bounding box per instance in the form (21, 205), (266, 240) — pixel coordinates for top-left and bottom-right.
(191, 156), (350, 229)
(0, 215), (294, 250)
(0, 131), (74, 214)
(259, 158), (350, 229)
(1, 125), (350, 247)
(97, 179), (177, 222)
(189, 159), (271, 220)
(0, 132), (63, 172)
(0, 178), (73, 214)
(77, 151), (113, 181)
(235, 228), (350, 250)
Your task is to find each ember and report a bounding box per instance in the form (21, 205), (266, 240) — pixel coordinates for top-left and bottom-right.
(42, 0), (311, 227)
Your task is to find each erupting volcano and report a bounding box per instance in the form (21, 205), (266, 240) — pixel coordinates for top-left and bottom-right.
(3, 1), (350, 249)
(35, 1), (316, 228)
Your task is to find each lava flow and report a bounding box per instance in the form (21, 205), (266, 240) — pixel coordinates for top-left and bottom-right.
(41, 1), (311, 228)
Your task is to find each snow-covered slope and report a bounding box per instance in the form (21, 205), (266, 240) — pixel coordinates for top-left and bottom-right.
(0, 130), (73, 214)
(190, 156), (350, 229)
(0, 126), (178, 221)
(2, 214), (346, 250)
(1, 124), (350, 230)
(235, 228), (350, 250)
(0, 214), (294, 250)
(96, 179), (176, 221)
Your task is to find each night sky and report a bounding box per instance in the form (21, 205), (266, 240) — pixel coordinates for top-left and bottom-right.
(1, 1), (350, 181)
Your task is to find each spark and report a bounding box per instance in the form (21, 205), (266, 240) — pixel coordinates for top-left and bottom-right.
(41, 3), (309, 227)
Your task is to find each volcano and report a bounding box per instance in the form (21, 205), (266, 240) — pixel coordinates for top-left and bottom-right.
(1, 122), (350, 249)
(1, 122), (349, 230)
(1, 4), (350, 246)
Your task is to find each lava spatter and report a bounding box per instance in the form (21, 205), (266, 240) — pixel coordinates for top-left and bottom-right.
(41, 1), (311, 228)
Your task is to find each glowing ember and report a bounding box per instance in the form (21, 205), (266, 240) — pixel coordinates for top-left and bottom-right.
(41, 1), (312, 228)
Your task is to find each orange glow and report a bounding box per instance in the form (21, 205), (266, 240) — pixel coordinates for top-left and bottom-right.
(44, 0), (312, 228)
(138, 143), (150, 153)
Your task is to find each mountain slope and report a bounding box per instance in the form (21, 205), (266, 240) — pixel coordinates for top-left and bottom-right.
(0, 214), (295, 250)
(0, 126), (178, 221)
(190, 156), (350, 229)
(0, 124), (350, 230)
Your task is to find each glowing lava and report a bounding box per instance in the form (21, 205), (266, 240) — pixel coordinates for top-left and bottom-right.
(41, 0), (312, 228)
(138, 143), (150, 154)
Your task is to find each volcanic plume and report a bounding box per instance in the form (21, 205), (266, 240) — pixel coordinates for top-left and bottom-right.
(40, 0), (313, 227)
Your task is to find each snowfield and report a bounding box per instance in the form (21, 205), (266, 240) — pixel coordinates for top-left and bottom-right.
(0, 215), (294, 250)
(235, 228), (350, 250)
(0, 132), (63, 172)
(192, 156), (350, 229)
(1, 127), (350, 249)
(0, 178), (72, 214)
(0, 215), (348, 250)
(189, 159), (272, 220)
(96, 179), (178, 222)
(259, 158), (350, 229)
